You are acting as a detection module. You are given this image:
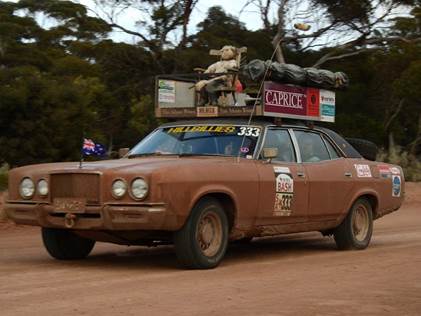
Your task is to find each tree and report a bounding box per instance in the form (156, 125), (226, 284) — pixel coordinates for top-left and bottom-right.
(241, 0), (421, 66)
(90, 0), (200, 70)
(0, 0), (112, 166)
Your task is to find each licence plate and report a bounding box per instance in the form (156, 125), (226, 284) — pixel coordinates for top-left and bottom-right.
(53, 198), (86, 213)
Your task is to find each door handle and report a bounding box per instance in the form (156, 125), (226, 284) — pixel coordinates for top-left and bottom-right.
(297, 172), (305, 178)
(344, 172), (352, 177)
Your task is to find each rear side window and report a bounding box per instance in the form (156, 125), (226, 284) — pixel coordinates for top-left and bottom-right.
(323, 136), (340, 159)
(294, 130), (330, 162)
(262, 129), (296, 162)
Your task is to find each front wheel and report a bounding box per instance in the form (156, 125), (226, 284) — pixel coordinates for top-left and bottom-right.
(174, 198), (229, 269)
(334, 198), (373, 250)
(42, 227), (95, 260)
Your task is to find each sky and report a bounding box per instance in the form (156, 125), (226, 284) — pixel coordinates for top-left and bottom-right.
(79, 0), (270, 43)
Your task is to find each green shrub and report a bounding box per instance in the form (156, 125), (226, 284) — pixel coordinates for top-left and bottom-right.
(377, 147), (421, 182)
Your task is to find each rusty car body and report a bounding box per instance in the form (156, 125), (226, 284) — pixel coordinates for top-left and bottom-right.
(5, 118), (405, 268)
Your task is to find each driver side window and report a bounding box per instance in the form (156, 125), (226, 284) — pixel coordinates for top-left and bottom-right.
(262, 129), (296, 162)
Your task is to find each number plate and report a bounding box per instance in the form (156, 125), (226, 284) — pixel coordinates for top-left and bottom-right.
(53, 198), (86, 213)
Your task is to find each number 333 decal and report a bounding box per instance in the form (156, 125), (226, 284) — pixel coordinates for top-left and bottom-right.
(237, 127), (260, 137)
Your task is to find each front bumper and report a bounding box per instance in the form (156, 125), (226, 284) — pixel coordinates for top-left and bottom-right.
(4, 201), (179, 231)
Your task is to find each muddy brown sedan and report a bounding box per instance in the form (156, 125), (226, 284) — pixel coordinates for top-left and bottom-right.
(5, 119), (405, 268)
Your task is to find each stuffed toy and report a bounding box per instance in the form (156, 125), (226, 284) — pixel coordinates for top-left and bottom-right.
(195, 46), (238, 106)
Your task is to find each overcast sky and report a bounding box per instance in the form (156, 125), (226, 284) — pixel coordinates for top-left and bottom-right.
(79, 0), (268, 43)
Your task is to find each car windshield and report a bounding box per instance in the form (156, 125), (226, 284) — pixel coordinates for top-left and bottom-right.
(128, 125), (262, 158)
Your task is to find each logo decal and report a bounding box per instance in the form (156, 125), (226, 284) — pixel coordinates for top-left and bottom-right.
(392, 175), (401, 197)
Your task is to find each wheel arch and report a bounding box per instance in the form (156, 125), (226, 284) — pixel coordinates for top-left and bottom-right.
(347, 191), (379, 220)
(190, 190), (238, 232)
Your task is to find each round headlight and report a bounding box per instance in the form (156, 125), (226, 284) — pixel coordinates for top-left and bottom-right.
(131, 178), (148, 200)
(37, 179), (49, 196)
(19, 178), (35, 199)
(112, 179), (127, 198)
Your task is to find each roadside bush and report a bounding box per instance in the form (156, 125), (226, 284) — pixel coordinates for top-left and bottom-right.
(377, 147), (421, 182)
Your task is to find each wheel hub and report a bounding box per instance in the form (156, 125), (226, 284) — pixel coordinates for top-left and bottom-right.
(352, 205), (369, 242)
(196, 211), (223, 257)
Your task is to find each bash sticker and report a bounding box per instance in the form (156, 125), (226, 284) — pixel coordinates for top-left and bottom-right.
(354, 164), (372, 178)
(273, 167), (294, 216)
(392, 175), (401, 197)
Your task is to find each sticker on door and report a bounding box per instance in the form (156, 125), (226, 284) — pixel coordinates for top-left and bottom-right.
(273, 167), (294, 216)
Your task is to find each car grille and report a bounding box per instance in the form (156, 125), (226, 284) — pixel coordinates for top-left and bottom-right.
(50, 173), (100, 204)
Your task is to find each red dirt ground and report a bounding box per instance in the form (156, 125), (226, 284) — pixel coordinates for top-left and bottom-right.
(1, 184), (420, 315)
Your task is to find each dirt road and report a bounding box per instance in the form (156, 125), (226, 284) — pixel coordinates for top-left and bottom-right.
(1, 184), (420, 316)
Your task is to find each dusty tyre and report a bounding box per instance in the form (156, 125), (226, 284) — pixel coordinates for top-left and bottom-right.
(334, 198), (373, 250)
(42, 228), (95, 260)
(174, 198), (229, 269)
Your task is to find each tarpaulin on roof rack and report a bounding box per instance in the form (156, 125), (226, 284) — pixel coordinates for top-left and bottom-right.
(241, 59), (349, 90)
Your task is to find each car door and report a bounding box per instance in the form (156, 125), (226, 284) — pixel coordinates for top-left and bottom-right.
(256, 128), (309, 226)
(293, 129), (354, 221)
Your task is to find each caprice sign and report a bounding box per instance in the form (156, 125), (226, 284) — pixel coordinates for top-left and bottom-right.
(263, 81), (336, 122)
(265, 90), (305, 110)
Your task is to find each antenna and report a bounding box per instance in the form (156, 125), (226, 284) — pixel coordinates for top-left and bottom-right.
(236, 40), (282, 162)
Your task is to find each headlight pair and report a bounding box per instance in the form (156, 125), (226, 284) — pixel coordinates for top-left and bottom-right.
(19, 178), (48, 199)
(112, 178), (148, 200)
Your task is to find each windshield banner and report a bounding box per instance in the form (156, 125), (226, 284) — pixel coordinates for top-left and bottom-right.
(167, 125), (261, 137)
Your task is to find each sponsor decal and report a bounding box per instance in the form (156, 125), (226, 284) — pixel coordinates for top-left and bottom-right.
(390, 167), (400, 175)
(392, 175), (401, 197)
(263, 82), (335, 122)
(274, 166), (291, 173)
(158, 80), (176, 103)
(264, 83), (307, 117)
(273, 166), (293, 216)
(378, 164), (392, 178)
(197, 106), (218, 117)
(319, 90), (336, 123)
(306, 88), (320, 117)
(354, 164), (372, 178)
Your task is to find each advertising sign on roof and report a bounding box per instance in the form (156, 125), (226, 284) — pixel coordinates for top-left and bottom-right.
(263, 82), (335, 122)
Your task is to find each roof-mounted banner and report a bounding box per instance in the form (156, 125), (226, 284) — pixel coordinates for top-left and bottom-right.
(263, 82), (335, 122)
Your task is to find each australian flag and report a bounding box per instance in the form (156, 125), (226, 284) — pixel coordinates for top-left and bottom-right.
(82, 138), (106, 156)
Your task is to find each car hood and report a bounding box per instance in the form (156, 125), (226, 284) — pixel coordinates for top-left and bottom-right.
(10, 156), (239, 176)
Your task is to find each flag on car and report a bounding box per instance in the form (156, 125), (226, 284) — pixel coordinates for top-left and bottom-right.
(82, 138), (106, 156)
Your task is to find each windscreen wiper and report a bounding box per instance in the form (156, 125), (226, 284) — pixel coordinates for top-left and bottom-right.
(127, 152), (178, 159)
(178, 153), (224, 157)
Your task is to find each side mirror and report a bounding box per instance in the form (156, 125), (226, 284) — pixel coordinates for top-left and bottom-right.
(262, 147), (278, 160)
(119, 148), (130, 158)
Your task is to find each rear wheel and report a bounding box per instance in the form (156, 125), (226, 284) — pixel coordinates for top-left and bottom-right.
(174, 198), (229, 269)
(42, 227), (95, 260)
(334, 198), (373, 250)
